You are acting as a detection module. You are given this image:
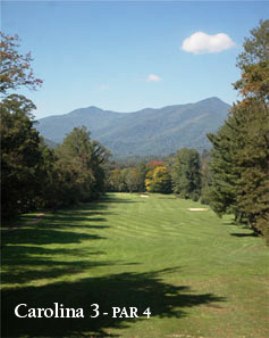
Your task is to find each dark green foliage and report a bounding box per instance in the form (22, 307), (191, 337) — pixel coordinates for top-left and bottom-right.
(0, 32), (109, 217)
(171, 148), (202, 201)
(50, 127), (109, 206)
(200, 150), (211, 205)
(108, 163), (146, 193)
(232, 100), (269, 235)
(1, 95), (43, 217)
(208, 21), (269, 241)
(207, 122), (239, 216)
(108, 168), (127, 192)
(208, 100), (269, 234)
(0, 32), (45, 218)
(125, 167), (145, 192)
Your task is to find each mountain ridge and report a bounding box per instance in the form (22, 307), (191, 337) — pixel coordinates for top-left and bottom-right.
(37, 97), (230, 157)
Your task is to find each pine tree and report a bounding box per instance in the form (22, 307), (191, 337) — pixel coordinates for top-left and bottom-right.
(233, 100), (269, 236)
(208, 20), (269, 241)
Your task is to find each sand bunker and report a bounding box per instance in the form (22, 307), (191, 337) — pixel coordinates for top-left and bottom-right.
(188, 208), (208, 211)
(140, 195), (149, 198)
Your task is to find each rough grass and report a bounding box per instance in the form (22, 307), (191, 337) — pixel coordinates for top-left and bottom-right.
(1, 193), (269, 338)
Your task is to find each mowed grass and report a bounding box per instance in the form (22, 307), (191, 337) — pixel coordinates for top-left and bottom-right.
(1, 193), (269, 338)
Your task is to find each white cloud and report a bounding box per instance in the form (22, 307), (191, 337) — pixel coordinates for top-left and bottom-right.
(147, 74), (161, 82)
(181, 31), (235, 54)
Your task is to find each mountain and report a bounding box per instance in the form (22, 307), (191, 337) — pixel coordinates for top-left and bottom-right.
(36, 97), (230, 158)
(42, 138), (58, 149)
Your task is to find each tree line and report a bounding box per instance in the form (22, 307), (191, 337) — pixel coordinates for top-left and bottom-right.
(1, 21), (268, 244)
(107, 151), (203, 201)
(206, 20), (269, 242)
(1, 32), (109, 218)
(0, 31), (205, 219)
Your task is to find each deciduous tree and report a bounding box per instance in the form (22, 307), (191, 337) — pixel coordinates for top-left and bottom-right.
(1, 95), (43, 216)
(145, 165), (172, 193)
(0, 32), (42, 95)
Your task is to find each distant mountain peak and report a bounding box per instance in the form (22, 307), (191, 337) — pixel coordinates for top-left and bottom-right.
(37, 97), (230, 158)
(70, 106), (104, 115)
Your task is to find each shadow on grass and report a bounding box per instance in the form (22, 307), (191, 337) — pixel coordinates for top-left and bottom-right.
(230, 232), (258, 238)
(1, 199), (111, 286)
(2, 228), (105, 246)
(1, 244), (110, 284)
(1, 195), (225, 337)
(102, 195), (142, 205)
(1, 268), (225, 338)
(0, 194), (143, 287)
(222, 220), (258, 237)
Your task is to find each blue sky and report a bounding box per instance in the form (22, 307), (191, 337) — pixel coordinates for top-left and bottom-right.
(2, 1), (268, 118)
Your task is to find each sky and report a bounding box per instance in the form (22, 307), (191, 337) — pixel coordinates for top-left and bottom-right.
(2, 1), (268, 118)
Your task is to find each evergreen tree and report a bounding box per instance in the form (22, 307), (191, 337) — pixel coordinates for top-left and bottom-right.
(171, 148), (202, 201)
(207, 122), (239, 217)
(200, 150), (211, 205)
(208, 20), (269, 240)
(54, 127), (109, 205)
(233, 100), (269, 235)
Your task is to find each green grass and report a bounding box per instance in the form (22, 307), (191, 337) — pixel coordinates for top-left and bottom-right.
(1, 193), (269, 338)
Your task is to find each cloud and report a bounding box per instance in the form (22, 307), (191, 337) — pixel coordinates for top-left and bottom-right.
(147, 74), (161, 82)
(181, 32), (235, 54)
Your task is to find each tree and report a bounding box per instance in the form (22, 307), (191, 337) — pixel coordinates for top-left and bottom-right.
(232, 100), (269, 235)
(171, 148), (201, 201)
(0, 32), (46, 218)
(208, 21), (269, 241)
(207, 122), (239, 217)
(145, 165), (172, 193)
(108, 168), (127, 192)
(1, 95), (43, 217)
(0, 32), (42, 95)
(234, 20), (269, 101)
(200, 150), (211, 205)
(125, 168), (143, 192)
(54, 127), (109, 205)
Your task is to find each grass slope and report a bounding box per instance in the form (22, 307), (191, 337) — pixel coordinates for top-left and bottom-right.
(1, 193), (269, 338)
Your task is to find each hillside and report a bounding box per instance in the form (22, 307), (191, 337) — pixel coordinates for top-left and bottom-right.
(37, 97), (230, 157)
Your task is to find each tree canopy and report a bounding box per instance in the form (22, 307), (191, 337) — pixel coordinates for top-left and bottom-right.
(0, 32), (42, 95)
(0, 33), (109, 218)
(171, 148), (201, 201)
(208, 20), (269, 241)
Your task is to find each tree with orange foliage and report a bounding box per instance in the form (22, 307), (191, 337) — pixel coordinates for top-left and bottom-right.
(145, 165), (172, 193)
